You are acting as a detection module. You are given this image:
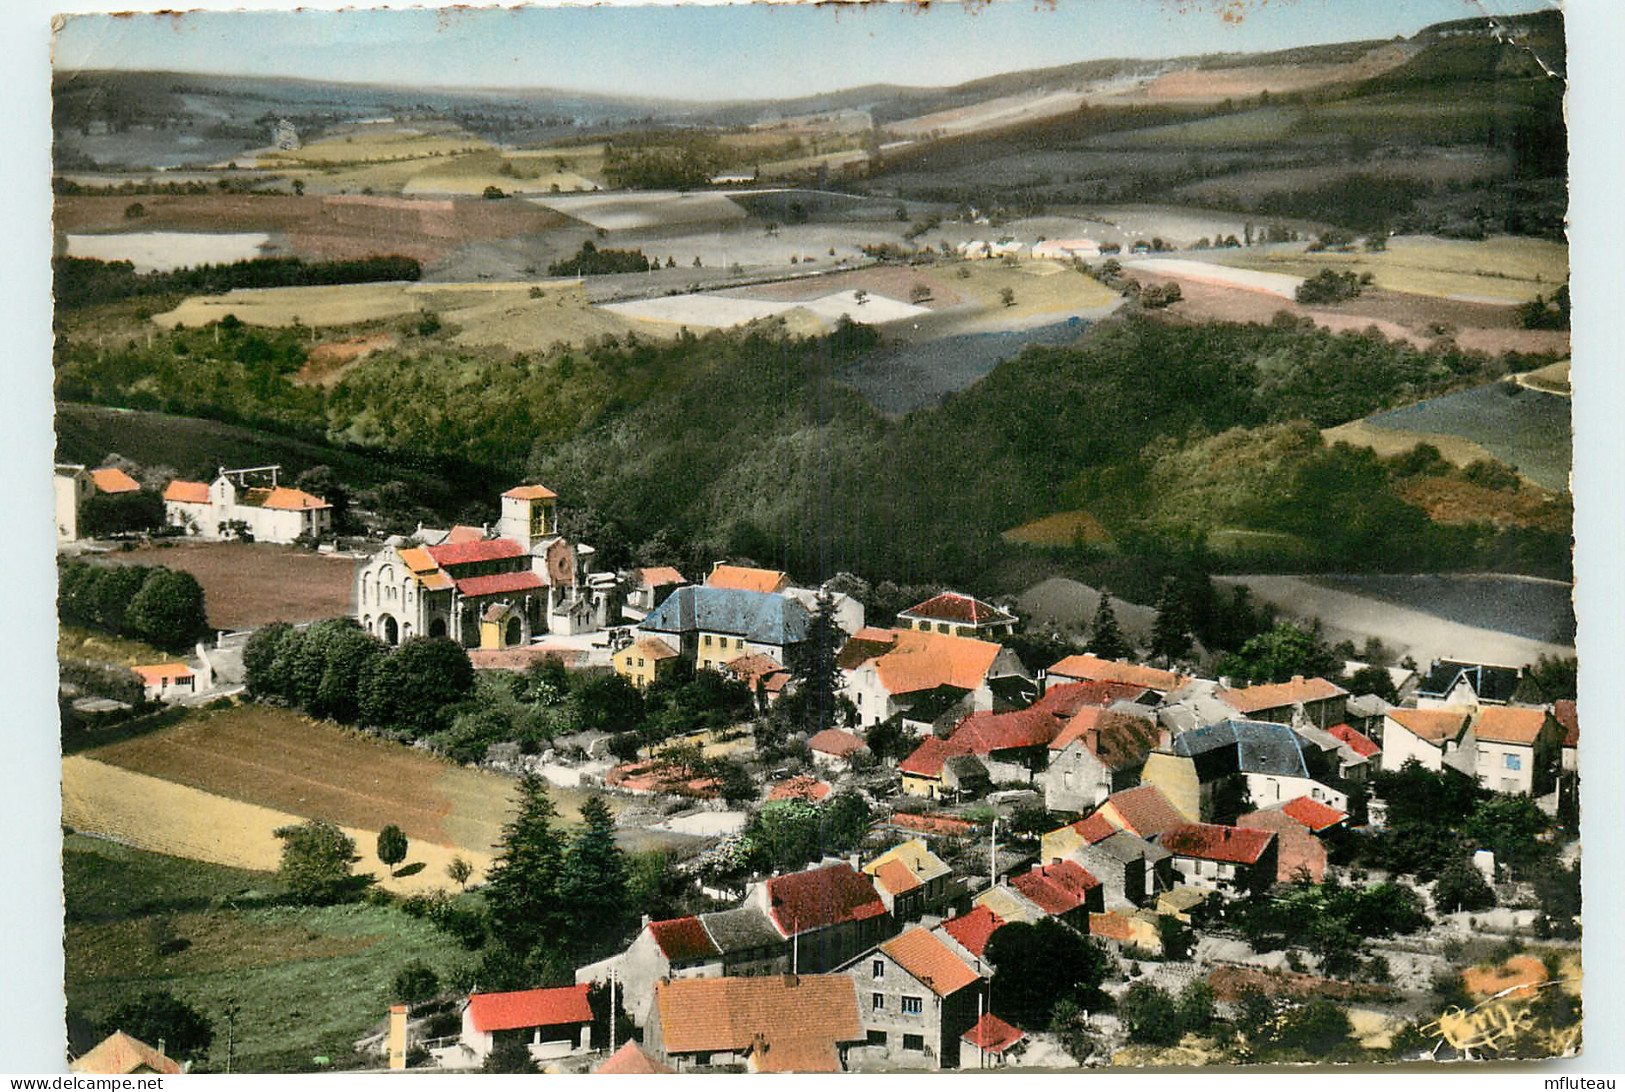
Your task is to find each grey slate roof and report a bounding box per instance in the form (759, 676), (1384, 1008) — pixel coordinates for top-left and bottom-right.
(1173, 718), (1311, 780)
(699, 907), (786, 955)
(1086, 830), (1171, 865)
(640, 585), (811, 646)
(1418, 660), (1520, 704)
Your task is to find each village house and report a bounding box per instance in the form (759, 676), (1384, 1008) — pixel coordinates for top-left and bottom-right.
(625, 566), (687, 618)
(842, 629), (1030, 729)
(639, 585), (810, 671)
(645, 974), (863, 1072)
(1381, 706), (1474, 775)
(130, 662), (199, 703)
(971, 883), (1048, 926)
(1041, 705), (1163, 813)
(1087, 909), (1166, 955)
(439, 985), (593, 1069)
(162, 466), (332, 544)
(1216, 675), (1349, 730)
(1328, 721), (1383, 774)
(1140, 719), (1348, 823)
(937, 905), (1005, 964)
(1458, 704), (1560, 795)
(706, 562), (792, 594)
(863, 839), (955, 921)
(1555, 699), (1579, 775)
(809, 727), (867, 771)
(898, 737), (990, 801)
(1292, 722), (1372, 783)
(1155, 822), (1278, 896)
(895, 591), (1018, 640)
(747, 861), (894, 974)
(55, 464), (145, 543)
(1046, 654), (1187, 697)
(1236, 797), (1347, 884)
(723, 652), (792, 707)
(840, 926), (986, 1069)
(70, 1032), (183, 1075)
(1042, 810), (1174, 909)
(1415, 660), (1522, 708)
(611, 636), (682, 689)
(1007, 860), (1103, 929)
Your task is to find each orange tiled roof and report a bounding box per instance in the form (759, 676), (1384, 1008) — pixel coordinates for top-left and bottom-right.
(888, 811), (977, 836)
(1047, 654), (1186, 692)
(130, 662), (193, 686)
(639, 566), (686, 588)
(962, 1013), (1024, 1054)
(1100, 784), (1184, 839)
(259, 486), (330, 511)
(941, 905), (1004, 957)
(1387, 706), (1473, 744)
(652, 975), (861, 1070)
(899, 736), (971, 778)
(162, 480), (208, 504)
(808, 727), (865, 757)
(1009, 860), (1100, 916)
(1071, 811), (1121, 845)
(1218, 676), (1347, 714)
(768, 775), (832, 803)
(1048, 707), (1159, 772)
(881, 926), (981, 997)
(706, 563), (791, 594)
(426, 537), (526, 567)
(70, 1031), (182, 1075)
(872, 857), (921, 896)
(1474, 705), (1550, 745)
(90, 467), (141, 494)
(457, 571), (545, 597)
(1279, 796), (1347, 832)
(595, 1040), (673, 1074)
(1327, 722), (1381, 759)
(625, 636), (680, 661)
(872, 629), (1003, 696)
(503, 484), (558, 500)
(446, 524), (486, 544)
(1237, 809), (1328, 883)
(466, 985), (592, 1033)
(1158, 822), (1274, 865)
(648, 916), (722, 963)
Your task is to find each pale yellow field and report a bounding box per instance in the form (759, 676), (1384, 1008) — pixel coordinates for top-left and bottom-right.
(261, 124), (492, 167)
(1322, 418), (1497, 468)
(947, 258), (1121, 319)
(1001, 509), (1113, 547)
(152, 279), (675, 351)
(1518, 357), (1571, 395)
(1210, 236), (1568, 303)
(62, 755), (496, 895)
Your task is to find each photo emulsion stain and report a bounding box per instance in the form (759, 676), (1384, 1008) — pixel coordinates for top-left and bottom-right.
(50, 0), (1577, 1074)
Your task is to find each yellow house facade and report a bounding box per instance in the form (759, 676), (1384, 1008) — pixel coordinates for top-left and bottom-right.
(613, 636), (681, 689)
(1138, 752), (1203, 823)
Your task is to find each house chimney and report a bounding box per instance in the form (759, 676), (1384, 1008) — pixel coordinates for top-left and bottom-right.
(1037, 669), (1048, 699)
(642, 914), (652, 930)
(1291, 675), (1304, 685)
(388, 1005), (408, 1070)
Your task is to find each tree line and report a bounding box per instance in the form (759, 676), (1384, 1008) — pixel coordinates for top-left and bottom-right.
(54, 254), (422, 310)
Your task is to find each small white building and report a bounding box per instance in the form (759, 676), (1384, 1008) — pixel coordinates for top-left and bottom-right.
(130, 662), (199, 703)
(162, 466), (331, 544)
(435, 985), (593, 1070)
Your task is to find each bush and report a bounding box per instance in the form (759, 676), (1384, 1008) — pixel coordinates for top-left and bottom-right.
(393, 961), (441, 1007)
(1295, 269), (1366, 305)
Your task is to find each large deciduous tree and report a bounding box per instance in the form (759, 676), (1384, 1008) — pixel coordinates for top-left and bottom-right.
(273, 818), (363, 905)
(360, 636), (475, 736)
(984, 919), (1109, 1031)
(377, 824), (409, 874)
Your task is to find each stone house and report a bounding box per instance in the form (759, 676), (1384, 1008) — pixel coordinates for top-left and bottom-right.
(841, 927), (986, 1069)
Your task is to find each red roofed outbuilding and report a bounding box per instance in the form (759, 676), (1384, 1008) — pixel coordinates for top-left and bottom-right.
(962, 1013), (1025, 1065)
(459, 984), (593, 1065)
(939, 904), (1005, 959)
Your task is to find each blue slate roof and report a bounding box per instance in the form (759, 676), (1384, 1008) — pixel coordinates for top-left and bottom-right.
(639, 585), (810, 646)
(1417, 660), (1520, 704)
(1172, 719), (1310, 780)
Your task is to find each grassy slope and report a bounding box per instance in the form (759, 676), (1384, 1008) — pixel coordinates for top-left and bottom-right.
(64, 834), (477, 1072)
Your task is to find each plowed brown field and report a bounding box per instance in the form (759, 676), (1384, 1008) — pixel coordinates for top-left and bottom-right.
(95, 541), (355, 630)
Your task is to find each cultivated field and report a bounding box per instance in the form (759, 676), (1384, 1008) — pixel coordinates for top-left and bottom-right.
(64, 231), (273, 273)
(1210, 235), (1568, 304)
(94, 541), (355, 630)
(1124, 257), (1303, 298)
(602, 287), (929, 329)
(531, 190), (750, 231)
(151, 278), (675, 352)
(55, 193), (564, 264)
(1364, 382), (1571, 492)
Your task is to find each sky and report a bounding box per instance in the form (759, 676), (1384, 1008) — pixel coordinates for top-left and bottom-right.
(51, 0), (1557, 104)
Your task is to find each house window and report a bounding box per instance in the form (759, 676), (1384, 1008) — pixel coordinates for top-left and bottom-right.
(1505, 753), (1522, 770)
(872, 959), (885, 979)
(903, 1034), (925, 1052)
(901, 996), (923, 1015)
(872, 993), (885, 1012)
(936, 623), (949, 635)
(638, 658), (646, 668)
(704, 635), (713, 647)
(867, 1030), (887, 1046)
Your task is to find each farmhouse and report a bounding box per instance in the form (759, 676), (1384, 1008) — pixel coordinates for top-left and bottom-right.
(1216, 675), (1349, 730)
(1382, 707), (1474, 775)
(1041, 705), (1163, 813)
(645, 974), (863, 1072)
(1141, 719), (1347, 823)
(626, 566), (687, 618)
(70, 1031), (183, 1075)
(843, 629), (1030, 728)
(840, 926), (986, 1068)
(862, 839), (955, 920)
(130, 662), (199, 703)
(611, 636), (682, 688)
(162, 466), (332, 544)
(1046, 654), (1187, 697)
(896, 591), (1018, 639)
(747, 861), (894, 973)
(55, 463), (144, 543)
(1458, 704), (1559, 795)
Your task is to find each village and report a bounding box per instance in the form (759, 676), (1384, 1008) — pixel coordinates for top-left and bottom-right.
(54, 468), (1582, 1074)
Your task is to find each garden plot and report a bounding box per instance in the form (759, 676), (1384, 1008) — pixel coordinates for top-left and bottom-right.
(530, 190), (749, 230)
(1124, 257), (1303, 298)
(65, 231), (275, 273)
(601, 287), (928, 329)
